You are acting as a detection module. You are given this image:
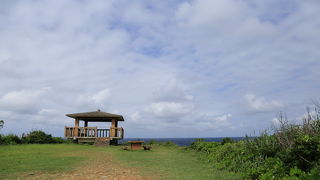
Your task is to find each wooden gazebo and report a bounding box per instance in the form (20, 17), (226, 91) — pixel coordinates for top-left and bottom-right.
(64, 109), (124, 145)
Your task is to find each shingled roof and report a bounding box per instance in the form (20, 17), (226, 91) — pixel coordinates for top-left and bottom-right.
(66, 109), (124, 122)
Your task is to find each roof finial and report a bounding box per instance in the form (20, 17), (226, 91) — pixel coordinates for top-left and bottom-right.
(97, 109), (101, 112)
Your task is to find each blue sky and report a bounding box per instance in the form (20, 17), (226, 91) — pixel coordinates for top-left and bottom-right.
(0, 0), (319, 138)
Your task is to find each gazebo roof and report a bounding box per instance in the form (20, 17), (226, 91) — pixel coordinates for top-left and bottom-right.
(66, 109), (124, 122)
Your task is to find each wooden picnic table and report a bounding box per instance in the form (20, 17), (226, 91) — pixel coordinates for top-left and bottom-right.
(128, 141), (144, 150)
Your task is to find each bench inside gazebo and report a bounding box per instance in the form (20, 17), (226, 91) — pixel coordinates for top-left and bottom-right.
(64, 109), (124, 145)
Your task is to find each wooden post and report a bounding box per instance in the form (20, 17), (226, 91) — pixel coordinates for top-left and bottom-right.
(74, 118), (79, 137)
(111, 119), (116, 127)
(115, 120), (118, 137)
(110, 119), (119, 145)
(110, 119), (118, 137)
(84, 121), (88, 137)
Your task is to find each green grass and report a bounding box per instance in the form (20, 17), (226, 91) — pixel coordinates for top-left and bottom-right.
(0, 144), (96, 179)
(0, 144), (239, 180)
(106, 145), (239, 180)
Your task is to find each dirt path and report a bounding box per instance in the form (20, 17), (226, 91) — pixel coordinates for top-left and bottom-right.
(24, 151), (155, 180)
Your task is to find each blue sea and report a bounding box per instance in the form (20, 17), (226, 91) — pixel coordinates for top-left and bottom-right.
(119, 137), (245, 146)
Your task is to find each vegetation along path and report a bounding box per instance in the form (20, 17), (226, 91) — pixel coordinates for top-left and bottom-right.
(0, 144), (238, 180)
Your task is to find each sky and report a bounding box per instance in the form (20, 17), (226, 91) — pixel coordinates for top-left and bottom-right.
(0, 0), (320, 138)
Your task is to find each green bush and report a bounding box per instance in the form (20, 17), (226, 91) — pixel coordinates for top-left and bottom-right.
(189, 108), (320, 179)
(189, 138), (221, 152)
(162, 141), (177, 147)
(1, 134), (22, 145)
(245, 134), (281, 158)
(147, 139), (158, 145)
(52, 137), (67, 144)
(23, 130), (53, 144)
(221, 137), (234, 145)
(1, 131), (69, 145)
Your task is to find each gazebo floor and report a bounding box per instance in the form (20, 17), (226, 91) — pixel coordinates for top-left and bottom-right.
(77, 137), (97, 143)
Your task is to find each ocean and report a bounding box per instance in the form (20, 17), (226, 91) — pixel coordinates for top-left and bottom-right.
(119, 137), (245, 146)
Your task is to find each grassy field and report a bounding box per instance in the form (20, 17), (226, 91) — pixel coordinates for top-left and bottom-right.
(0, 144), (92, 179)
(107, 144), (239, 180)
(0, 144), (239, 179)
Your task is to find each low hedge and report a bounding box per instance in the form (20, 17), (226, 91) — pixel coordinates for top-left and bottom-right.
(0, 130), (69, 145)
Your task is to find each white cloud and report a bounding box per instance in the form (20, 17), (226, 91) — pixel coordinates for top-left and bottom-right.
(129, 111), (141, 122)
(0, 87), (51, 113)
(196, 113), (233, 131)
(146, 102), (193, 119)
(272, 117), (280, 126)
(0, 0), (319, 137)
(154, 78), (193, 102)
(297, 110), (318, 122)
(77, 88), (111, 107)
(176, 0), (247, 26)
(38, 108), (59, 116)
(91, 88), (111, 105)
(214, 113), (232, 122)
(0, 110), (12, 118)
(245, 94), (284, 113)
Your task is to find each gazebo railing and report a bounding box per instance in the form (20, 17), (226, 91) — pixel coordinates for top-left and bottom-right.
(65, 127), (98, 138)
(65, 126), (75, 137)
(97, 129), (110, 137)
(64, 127), (118, 138)
(78, 127), (97, 137)
(110, 127), (124, 139)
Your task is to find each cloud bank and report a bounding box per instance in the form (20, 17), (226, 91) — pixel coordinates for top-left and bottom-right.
(0, 0), (319, 137)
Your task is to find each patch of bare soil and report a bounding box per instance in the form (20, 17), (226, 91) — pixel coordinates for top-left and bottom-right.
(23, 151), (156, 180)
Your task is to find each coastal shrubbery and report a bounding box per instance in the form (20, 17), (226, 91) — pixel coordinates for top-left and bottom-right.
(0, 130), (68, 145)
(0, 134), (22, 145)
(144, 139), (178, 147)
(189, 109), (320, 179)
(22, 130), (54, 144)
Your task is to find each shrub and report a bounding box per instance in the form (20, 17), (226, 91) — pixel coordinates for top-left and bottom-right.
(246, 157), (286, 179)
(1, 134), (22, 145)
(162, 141), (177, 147)
(52, 137), (66, 144)
(23, 130), (53, 144)
(189, 138), (221, 152)
(221, 137), (234, 145)
(244, 134), (281, 159)
(147, 139), (158, 145)
(272, 110), (320, 171)
(1, 131), (69, 145)
(189, 107), (320, 179)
